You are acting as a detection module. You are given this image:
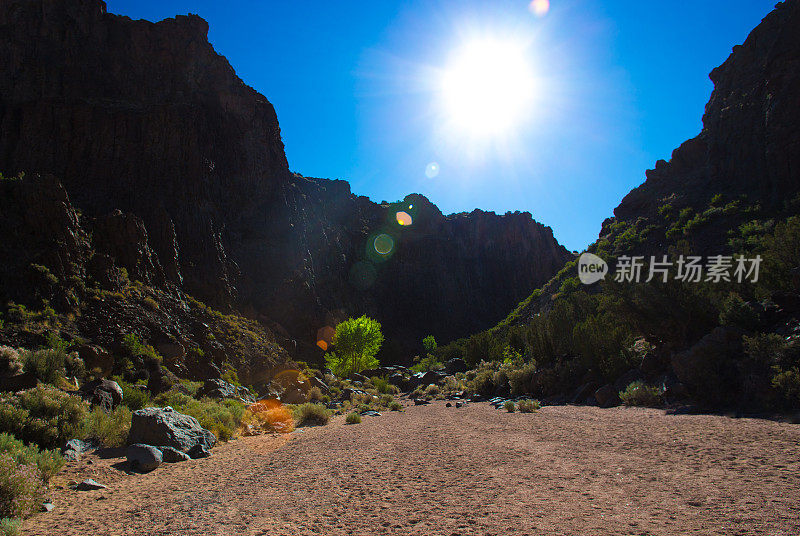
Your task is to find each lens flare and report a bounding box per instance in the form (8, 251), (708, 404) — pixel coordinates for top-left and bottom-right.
(425, 162), (440, 178)
(396, 211), (413, 226)
(373, 233), (394, 255)
(248, 399), (294, 433)
(529, 0), (550, 17)
(316, 325), (335, 350)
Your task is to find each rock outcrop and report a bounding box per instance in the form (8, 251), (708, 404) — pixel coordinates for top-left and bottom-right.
(0, 0), (572, 362)
(609, 0), (800, 253)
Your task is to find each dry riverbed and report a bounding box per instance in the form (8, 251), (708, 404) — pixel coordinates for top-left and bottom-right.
(24, 402), (800, 536)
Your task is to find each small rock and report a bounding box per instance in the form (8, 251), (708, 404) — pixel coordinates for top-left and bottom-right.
(126, 444), (163, 472)
(158, 446), (191, 463)
(360, 410), (381, 417)
(42, 502), (54, 512)
(445, 402), (452, 407)
(76, 479), (106, 491)
(62, 449), (80, 462)
(455, 402), (463, 408)
(188, 444), (211, 459)
(413, 398), (430, 406)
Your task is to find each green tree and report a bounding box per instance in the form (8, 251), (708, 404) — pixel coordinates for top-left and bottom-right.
(324, 316), (384, 377)
(422, 335), (437, 353)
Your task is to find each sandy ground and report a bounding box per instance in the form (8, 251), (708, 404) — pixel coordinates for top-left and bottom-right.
(23, 402), (800, 536)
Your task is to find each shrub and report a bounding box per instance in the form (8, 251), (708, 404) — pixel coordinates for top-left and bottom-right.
(469, 361), (501, 396)
(114, 379), (151, 411)
(248, 400), (294, 433)
(506, 360), (537, 396)
(307, 386), (324, 402)
(424, 384), (440, 398)
(0, 433), (63, 482)
(619, 381), (663, 407)
(345, 412), (361, 424)
(503, 400), (516, 412)
(0, 518), (20, 536)
(517, 399), (540, 413)
(83, 406), (131, 448)
(389, 401), (402, 411)
(0, 454), (42, 519)
(0, 348), (22, 377)
(21, 348), (66, 384)
(324, 316), (384, 377)
(291, 403), (331, 427)
(719, 294), (760, 331)
(371, 376), (392, 394)
(0, 386), (88, 449)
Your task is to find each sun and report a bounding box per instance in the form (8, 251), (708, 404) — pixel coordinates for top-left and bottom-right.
(439, 37), (536, 138)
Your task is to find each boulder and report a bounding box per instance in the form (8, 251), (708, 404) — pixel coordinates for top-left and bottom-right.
(77, 345), (113, 377)
(127, 407), (216, 453)
(445, 358), (468, 375)
(158, 446), (191, 463)
(671, 327), (743, 387)
(188, 444), (211, 459)
(594, 384), (621, 408)
(413, 398), (430, 405)
(197, 379), (256, 404)
(82, 379), (123, 408)
(0, 372), (39, 392)
(126, 444), (163, 473)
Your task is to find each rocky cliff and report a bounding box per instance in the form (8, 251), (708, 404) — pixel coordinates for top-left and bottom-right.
(605, 0), (800, 254)
(0, 0), (572, 363)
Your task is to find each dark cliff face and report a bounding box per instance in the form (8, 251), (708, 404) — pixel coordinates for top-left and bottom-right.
(609, 0), (800, 253)
(0, 0), (571, 362)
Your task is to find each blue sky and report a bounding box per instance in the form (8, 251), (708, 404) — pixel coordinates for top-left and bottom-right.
(107, 0), (777, 251)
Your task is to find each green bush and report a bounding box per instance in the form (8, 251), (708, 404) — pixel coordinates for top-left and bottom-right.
(345, 412), (361, 424)
(719, 294), (760, 331)
(0, 386), (88, 449)
(0, 518), (20, 536)
(517, 399), (540, 413)
(291, 403), (331, 426)
(370, 376), (392, 394)
(0, 453), (42, 519)
(83, 406), (131, 447)
(506, 361), (537, 396)
(21, 348), (66, 384)
(389, 401), (402, 411)
(114, 378), (151, 411)
(307, 386), (324, 402)
(503, 400), (516, 412)
(424, 384), (440, 398)
(0, 433), (63, 482)
(619, 381), (663, 407)
(0, 348), (22, 377)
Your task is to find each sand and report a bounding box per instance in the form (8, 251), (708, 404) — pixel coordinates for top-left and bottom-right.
(24, 402), (800, 535)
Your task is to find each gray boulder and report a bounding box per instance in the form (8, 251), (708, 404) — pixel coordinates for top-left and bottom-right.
(126, 444), (163, 472)
(82, 379), (123, 409)
(158, 446), (191, 463)
(197, 379), (255, 404)
(594, 384), (621, 408)
(127, 407), (216, 453)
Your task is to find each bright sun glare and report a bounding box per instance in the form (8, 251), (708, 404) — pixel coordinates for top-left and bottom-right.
(439, 38), (536, 138)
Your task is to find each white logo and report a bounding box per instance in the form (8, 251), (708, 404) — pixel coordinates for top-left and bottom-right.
(578, 252), (608, 285)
